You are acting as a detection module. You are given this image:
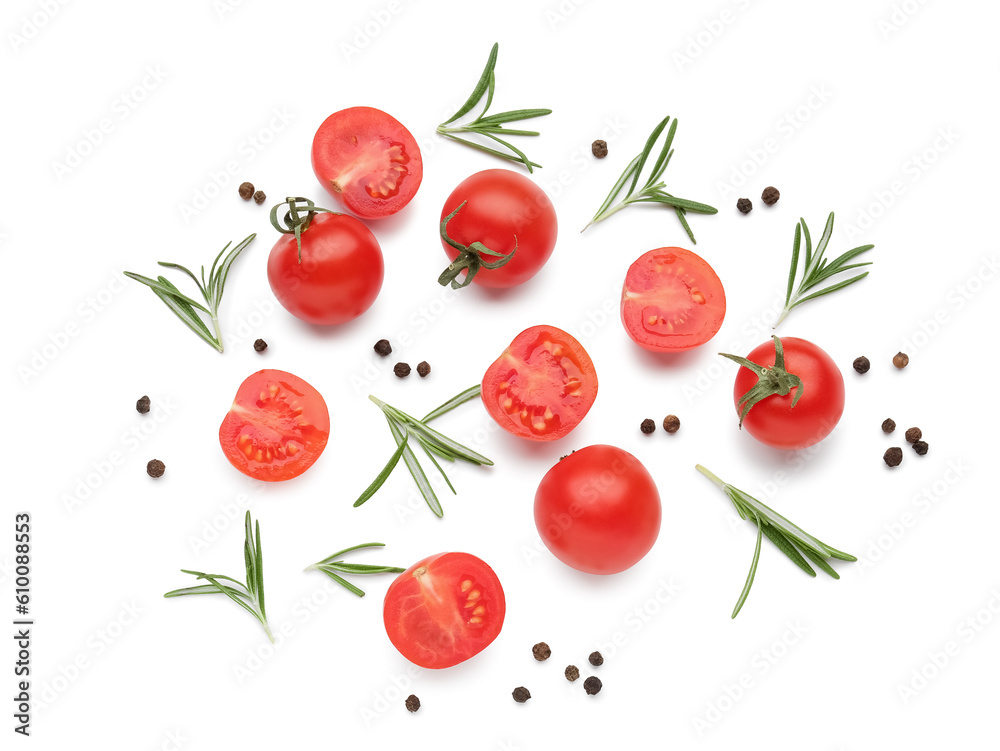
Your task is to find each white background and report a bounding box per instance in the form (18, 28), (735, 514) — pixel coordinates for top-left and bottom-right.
(3, 0), (999, 747)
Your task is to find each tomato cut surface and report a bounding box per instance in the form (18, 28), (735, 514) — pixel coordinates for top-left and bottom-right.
(311, 107), (422, 219)
(534, 445), (661, 575)
(219, 370), (330, 482)
(621, 247), (726, 352)
(482, 325), (598, 441)
(383, 552), (505, 669)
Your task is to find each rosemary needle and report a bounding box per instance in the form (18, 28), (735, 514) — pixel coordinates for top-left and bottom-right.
(304, 543), (405, 597)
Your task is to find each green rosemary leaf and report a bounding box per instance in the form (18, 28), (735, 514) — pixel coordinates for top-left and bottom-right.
(785, 223), (801, 307)
(157, 262), (207, 296)
(632, 194), (719, 213)
(420, 440), (457, 495)
(473, 126), (541, 137)
(760, 522), (816, 577)
(476, 108), (553, 125)
(148, 286), (220, 351)
(253, 518), (265, 620)
(374, 399), (492, 466)
(212, 234), (255, 305)
(421, 385), (482, 423)
(305, 542), (404, 598)
(796, 542), (840, 579)
(810, 260), (872, 286)
(124, 272), (211, 313)
(732, 507), (763, 619)
(332, 563), (406, 574)
(442, 42), (498, 125)
(674, 206), (695, 244)
(629, 115), (670, 196)
(479, 131), (536, 173)
(387, 416), (443, 517)
(801, 217), (814, 271)
(354, 432), (409, 507)
(437, 133), (542, 169)
(314, 542), (387, 565)
(591, 155), (641, 221)
(789, 272), (870, 310)
(645, 118), (678, 189)
(318, 569), (365, 596)
(163, 584), (239, 598)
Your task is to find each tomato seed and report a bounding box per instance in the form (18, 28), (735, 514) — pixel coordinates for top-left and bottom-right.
(136, 395), (151, 414)
(532, 642), (551, 661)
(663, 414), (681, 434)
(512, 686), (531, 703)
(893, 351), (909, 369)
(883, 447), (903, 468)
(905, 427), (922, 443)
(394, 362), (411, 378)
(417, 361), (431, 378)
(881, 418), (896, 433)
(374, 339), (392, 357)
(761, 186), (780, 206)
(913, 440), (929, 456)
(588, 651), (604, 667)
(238, 182), (254, 200)
(405, 694), (420, 713)
(592, 139), (608, 158)
(583, 676), (603, 695)
(565, 665), (580, 682)
(146, 459), (166, 478)
(853, 356), (870, 374)
(253, 338), (268, 353)
(640, 418), (655, 435)
(737, 198), (752, 214)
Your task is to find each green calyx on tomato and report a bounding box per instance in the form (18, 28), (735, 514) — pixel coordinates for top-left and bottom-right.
(269, 196), (339, 262)
(437, 200), (517, 289)
(720, 335), (803, 427)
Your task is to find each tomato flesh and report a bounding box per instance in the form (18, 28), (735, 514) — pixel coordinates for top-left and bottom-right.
(621, 247), (726, 352)
(440, 169), (557, 288)
(383, 552), (505, 669)
(311, 106), (422, 219)
(267, 211), (383, 326)
(734, 337), (845, 450)
(219, 370), (330, 482)
(482, 325), (598, 441)
(534, 445), (661, 574)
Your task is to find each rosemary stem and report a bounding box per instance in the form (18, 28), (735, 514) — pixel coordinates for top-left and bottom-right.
(694, 464), (726, 488)
(210, 312), (224, 352)
(582, 200), (630, 232)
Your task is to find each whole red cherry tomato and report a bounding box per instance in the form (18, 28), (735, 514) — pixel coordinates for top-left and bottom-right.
(725, 336), (845, 450)
(534, 445), (661, 575)
(438, 169), (557, 289)
(267, 200), (383, 326)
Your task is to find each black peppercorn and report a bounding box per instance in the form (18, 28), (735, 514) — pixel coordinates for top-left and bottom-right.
(253, 190), (266, 205)
(393, 362), (411, 378)
(736, 198), (752, 214)
(883, 447), (903, 468)
(238, 181), (254, 200)
(663, 414), (680, 434)
(253, 338), (267, 353)
(588, 651), (604, 667)
(881, 418), (896, 433)
(583, 676), (602, 695)
(136, 395), (151, 414)
(417, 361), (431, 378)
(565, 665), (580, 682)
(640, 418), (655, 434)
(893, 351), (909, 369)
(592, 139), (608, 158)
(912, 440), (928, 456)
(853, 356), (870, 374)
(512, 686), (531, 703)
(761, 186), (780, 206)
(374, 339), (392, 357)
(405, 694), (420, 713)
(532, 642), (551, 661)
(146, 459), (165, 478)
(904, 427), (922, 443)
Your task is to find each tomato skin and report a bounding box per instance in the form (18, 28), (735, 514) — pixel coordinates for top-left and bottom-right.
(440, 169), (557, 288)
(620, 247), (726, 352)
(734, 338), (845, 450)
(311, 106), (423, 219)
(534, 446), (661, 575)
(267, 211), (383, 326)
(219, 369), (330, 482)
(383, 552), (506, 669)
(481, 325), (598, 441)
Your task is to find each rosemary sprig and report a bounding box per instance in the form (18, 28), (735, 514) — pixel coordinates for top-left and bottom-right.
(776, 212), (874, 327)
(124, 234), (255, 352)
(354, 385), (492, 517)
(304, 543), (405, 597)
(436, 43), (551, 173)
(581, 116), (717, 242)
(695, 465), (856, 619)
(164, 511), (273, 642)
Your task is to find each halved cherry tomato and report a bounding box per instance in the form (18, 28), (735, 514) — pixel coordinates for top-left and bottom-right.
(534, 445), (661, 575)
(311, 106), (423, 219)
(267, 210), (383, 326)
(439, 169), (557, 288)
(219, 370), (330, 482)
(620, 247), (726, 352)
(383, 552), (505, 669)
(482, 325), (598, 441)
